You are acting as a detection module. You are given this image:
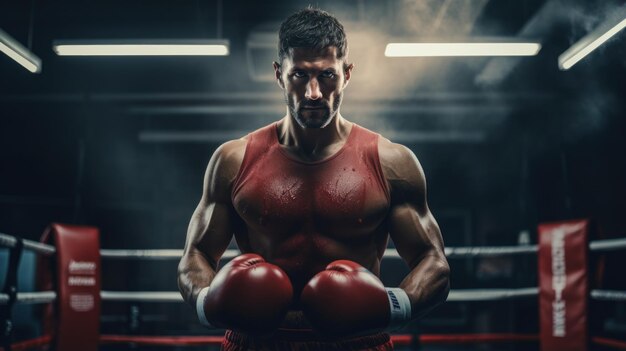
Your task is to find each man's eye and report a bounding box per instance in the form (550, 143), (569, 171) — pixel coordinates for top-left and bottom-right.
(321, 71), (336, 78)
(293, 72), (306, 78)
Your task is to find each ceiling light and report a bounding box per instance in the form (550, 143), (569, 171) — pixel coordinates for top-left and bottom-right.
(558, 8), (626, 70)
(385, 42), (541, 57)
(53, 39), (229, 56)
(0, 28), (42, 73)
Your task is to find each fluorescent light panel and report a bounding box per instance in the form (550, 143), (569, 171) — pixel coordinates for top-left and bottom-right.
(53, 39), (229, 56)
(558, 16), (626, 70)
(0, 28), (42, 73)
(385, 42), (541, 57)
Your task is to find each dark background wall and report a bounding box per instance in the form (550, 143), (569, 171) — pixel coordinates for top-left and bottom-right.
(1, 0), (625, 349)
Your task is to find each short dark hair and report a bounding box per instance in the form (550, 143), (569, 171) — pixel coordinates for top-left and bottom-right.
(278, 7), (348, 64)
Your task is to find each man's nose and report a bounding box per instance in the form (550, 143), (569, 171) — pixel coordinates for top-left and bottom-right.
(305, 78), (322, 100)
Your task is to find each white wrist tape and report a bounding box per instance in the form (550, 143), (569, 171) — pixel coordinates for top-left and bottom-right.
(196, 286), (212, 327)
(385, 288), (412, 331)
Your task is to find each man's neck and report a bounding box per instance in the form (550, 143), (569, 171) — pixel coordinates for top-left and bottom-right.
(277, 113), (353, 162)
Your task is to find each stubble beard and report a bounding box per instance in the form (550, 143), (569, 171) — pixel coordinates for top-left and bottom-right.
(285, 92), (343, 129)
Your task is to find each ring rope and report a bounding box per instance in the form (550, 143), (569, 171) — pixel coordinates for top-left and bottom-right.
(592, 337), (626, 350)
(589, 238), (626, 252)
(3, 334), (626, 350)
(0, 291), (57, 305)
(98, 333), (540, 347)
(99, 248), (184, 259)
(444, 245), (538, 257)
(3, 288), (626, 305)
(99, 335), (223, 346)
(591, 290), (626, 301)
(100, 291), (183, 302)
(447, 287), (538, 301)
(0, 233), (55, 256)
(0, 334), (52, 351)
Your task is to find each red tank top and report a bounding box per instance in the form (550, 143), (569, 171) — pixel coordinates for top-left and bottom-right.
(231, 122), (391, 293)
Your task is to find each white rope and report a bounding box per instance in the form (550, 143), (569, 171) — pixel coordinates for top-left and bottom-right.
(591, 289), (626, 301)
(99, 249), (239, 260)
(447, 288), (538, 301)
(0, 291), (57, 304)
(589, 238), (626, 252)
(2, 289), (539, 304)
(0, 291), (182, 304)
(100, 291), (183, 302)
(445, 246), (538, 257)
(3, 288), (626, 305)
(3, 232), (626, 259)
(100, 249), (184, 259)
(0, 232), (55, 255)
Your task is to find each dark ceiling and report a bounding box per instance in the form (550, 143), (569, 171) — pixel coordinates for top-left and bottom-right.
(1, 0), (623, 97)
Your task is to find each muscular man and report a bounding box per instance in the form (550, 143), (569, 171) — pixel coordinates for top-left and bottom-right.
(178, 7), (450, 350)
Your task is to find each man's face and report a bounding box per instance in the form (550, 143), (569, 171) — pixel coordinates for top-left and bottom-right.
(274, 46), (353, 129)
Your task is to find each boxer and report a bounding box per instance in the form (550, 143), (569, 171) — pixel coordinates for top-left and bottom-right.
(178, 7), (450, 350)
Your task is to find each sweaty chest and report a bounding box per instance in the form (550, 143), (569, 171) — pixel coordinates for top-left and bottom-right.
(233, 153), (389, 236)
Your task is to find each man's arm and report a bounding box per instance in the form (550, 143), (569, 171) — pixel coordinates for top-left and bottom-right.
(177, 139), (246, 306)
(379, 139), (450, 319)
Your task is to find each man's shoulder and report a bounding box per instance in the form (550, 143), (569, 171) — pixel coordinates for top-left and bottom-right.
(217, 137), (248, 159)
(377, 136), (425, 190)
(218, 122), (277, 157)
(212, 134), (245, 159)
(207, 137), (248, 188)
(348, 123), (411, 159)
(377, 137), (416, 171)
(210, 121), (277, 180)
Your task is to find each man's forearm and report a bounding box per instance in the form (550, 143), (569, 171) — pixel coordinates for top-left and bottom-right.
(399, 254), (450, 319)
(177, 251), (217, 305)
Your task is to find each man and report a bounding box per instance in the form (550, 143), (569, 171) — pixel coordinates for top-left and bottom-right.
(178, 7), (450, 351)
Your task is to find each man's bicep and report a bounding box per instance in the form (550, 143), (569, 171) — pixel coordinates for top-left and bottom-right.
(183, 141), (244, 268)
(388, 202), (444, 268)
(185, 198), (236, 269)
(382, 142), (445, 268)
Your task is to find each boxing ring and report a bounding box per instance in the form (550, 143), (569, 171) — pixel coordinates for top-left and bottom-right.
(1, 221), (626, 350)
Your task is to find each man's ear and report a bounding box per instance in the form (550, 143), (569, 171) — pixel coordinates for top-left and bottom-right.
(273, 61), (285, 89)
(343, 63), (354, 88)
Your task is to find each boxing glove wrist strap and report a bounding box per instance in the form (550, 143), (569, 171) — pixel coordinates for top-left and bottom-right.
(385, 288), (412, 331)
(196, 286), (212, 327)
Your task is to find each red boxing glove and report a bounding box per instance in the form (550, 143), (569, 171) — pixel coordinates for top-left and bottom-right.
(301, 260), (412, 338)
(196, 253), (293, 334)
